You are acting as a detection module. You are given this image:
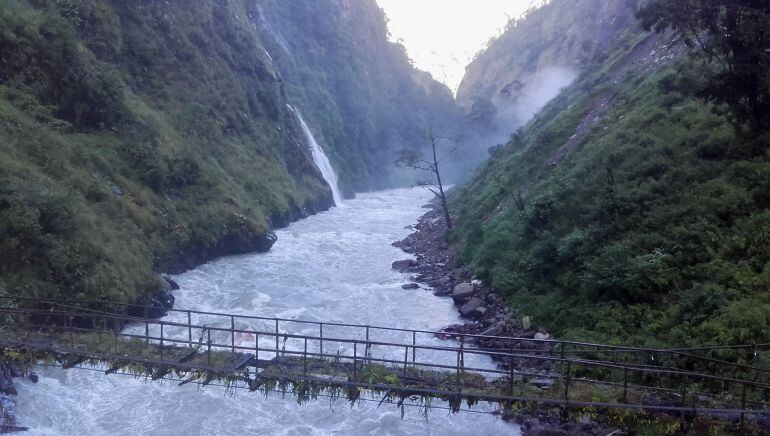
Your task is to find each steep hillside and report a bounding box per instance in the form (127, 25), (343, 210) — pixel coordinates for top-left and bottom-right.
(450, 3), (770, 347)
(253, 0), (460, 192)
(0, 0), (333, 304)
(457, 0), (638, 132)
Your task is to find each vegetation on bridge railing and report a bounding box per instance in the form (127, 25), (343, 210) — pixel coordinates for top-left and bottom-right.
(1, 298), (769, 433)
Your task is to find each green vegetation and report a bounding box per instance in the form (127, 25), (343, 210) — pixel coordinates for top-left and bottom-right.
(0, 0), (333, 303)
(254, 0), (459, 192)
(0, 0), (462, 304)
(451, 4), (770, 347)
(639, 0), (770, 144)
(2, 324), (762, 434)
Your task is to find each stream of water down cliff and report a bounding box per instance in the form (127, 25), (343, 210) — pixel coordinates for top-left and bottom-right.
(13, 188), (520, 435)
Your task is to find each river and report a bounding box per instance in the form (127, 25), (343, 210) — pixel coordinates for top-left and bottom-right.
(13, 188), (520, 435)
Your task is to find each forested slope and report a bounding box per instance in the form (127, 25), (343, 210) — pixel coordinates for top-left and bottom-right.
(0, 0), (333, 303)
(451, 1), (770, 347)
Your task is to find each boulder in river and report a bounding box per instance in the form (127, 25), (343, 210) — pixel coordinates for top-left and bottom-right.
(391, 259), (417, 272)
(459, 298), (486, 319)
(401, 283), (420, 290)
(127, 288), (175, 319)
(452, 282), (476, 303)
(433, 287), (452, 297)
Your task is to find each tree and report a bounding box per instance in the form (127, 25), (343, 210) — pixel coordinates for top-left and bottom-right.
(396, 127), (456, 228)
(638, 0), (770, 144)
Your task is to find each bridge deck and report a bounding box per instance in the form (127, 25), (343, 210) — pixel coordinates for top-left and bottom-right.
(1, 295), (769, 428)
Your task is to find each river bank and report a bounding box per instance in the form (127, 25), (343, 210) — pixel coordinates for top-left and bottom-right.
(391, 207), (551, 356)
(0, 192), (334, 434)
(392, 206), (629, 436)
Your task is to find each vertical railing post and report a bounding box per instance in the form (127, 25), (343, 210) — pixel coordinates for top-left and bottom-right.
(403, 345), (408, 378)
(303, 338), (308, 377)
(353, 342), (358, 380)
(456, 339), (462, 393)
(275, 319), (279, 359)
(187, 311), (192, 347)
(623, 367), (629, 402)
(160, 322), (164, 361)
(741, 383), (748, 428)
(207, 329), (212, 366)
(113, 315), (118, 354)
(145, 320), (149, 347)
(563, 360), (572, 418)
(365, 326), (370, 361)
(319, 323), (324, 356)
(509, 337), (516, 396)
(412, 331), (416, 364)
(681, 375), (688, 407)
(230, 315), (235, 354)
(255, 332), (259, 363)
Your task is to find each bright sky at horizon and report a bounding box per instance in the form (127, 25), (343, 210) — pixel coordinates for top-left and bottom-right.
(376, 0), (538, 93)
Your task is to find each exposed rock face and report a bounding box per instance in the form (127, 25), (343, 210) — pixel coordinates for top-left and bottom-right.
(452, 283), (476, 303)
(456, 0), (637, 110)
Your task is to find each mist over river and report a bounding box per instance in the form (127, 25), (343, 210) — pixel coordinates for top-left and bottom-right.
(13, 188), (519, 436)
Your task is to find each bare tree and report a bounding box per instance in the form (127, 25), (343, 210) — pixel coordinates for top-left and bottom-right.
(396, 126), (456, 229)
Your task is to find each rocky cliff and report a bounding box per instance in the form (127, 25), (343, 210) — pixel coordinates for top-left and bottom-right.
(253, 0), (461, 192)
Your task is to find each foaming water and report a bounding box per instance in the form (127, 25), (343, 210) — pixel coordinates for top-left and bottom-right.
(14, 188), (520, 436)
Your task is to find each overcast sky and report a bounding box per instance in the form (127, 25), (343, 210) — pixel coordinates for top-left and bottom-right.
(376, 0), (538, 93)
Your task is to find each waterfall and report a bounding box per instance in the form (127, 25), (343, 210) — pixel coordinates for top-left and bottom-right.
(290, 106), (343, 206)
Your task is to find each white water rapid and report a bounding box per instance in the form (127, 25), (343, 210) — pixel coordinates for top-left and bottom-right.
(292, 107), (344, 206)
(13, 188), (520, 435)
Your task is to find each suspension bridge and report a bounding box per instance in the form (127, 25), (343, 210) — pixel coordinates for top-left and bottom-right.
(1, 295), (769, 429)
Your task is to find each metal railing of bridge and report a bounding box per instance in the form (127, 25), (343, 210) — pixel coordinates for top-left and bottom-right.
(0, 295), (768, 426)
